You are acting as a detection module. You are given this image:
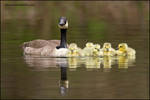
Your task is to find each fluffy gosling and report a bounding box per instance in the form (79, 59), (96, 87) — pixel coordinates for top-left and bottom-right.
(92, 44), (103, 57)
(101, 42), (116, 56)
(83, 42), (95, 56)
(67, 43), (80, 57)
(116, 43), (136, 56)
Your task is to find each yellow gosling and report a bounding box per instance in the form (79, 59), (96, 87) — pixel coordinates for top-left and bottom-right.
(83, 42), (94, 56)
(101, 42), (116, 56)
(92, 44), (102, 57)
(67, 43), (80, 57)
(116, 43), (136, 56)
(78, 47), (85, 57)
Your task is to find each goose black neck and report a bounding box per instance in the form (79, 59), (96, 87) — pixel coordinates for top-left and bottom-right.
(60, 29), (67, 48)
(61, 67), (67, 80)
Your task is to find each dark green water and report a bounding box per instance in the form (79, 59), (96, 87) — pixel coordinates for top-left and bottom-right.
(1, 19), (149, 99)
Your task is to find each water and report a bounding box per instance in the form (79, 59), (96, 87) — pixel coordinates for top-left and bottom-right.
(1, 19), (149, 99)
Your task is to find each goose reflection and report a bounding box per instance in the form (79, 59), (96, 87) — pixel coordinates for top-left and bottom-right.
(117, 55), (136, 69)
(59, 65), (69, 96)
(24, 55), (69, 96)
(24, 55), (59, 71)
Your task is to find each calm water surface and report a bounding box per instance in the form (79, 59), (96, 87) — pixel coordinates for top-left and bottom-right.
(1, 20), (149, 99)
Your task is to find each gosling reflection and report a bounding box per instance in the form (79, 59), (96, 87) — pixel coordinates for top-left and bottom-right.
(59, 66), (69, 96)
(85, 57), (101, 71)
(68, 57), (101, 71)
(68, 57), (78, 71)
(102, 56), (116, 72)
(117, 55), (136, 69)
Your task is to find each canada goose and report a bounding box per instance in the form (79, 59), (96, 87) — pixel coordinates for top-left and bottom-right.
(116, 43), (136, 56)
(22, 17), (69, 57)
(101, 42), (116, 56)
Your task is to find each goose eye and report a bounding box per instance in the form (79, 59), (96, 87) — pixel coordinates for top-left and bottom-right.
(64, 20), (66, 24)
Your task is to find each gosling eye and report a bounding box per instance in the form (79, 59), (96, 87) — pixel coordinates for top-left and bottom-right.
(119, 46), (122, 48)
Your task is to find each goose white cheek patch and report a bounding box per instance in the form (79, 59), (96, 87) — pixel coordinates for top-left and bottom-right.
(58, 22), (68, 29)
(54, 48), (69, 57)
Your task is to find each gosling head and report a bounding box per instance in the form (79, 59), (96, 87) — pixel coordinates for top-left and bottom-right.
(86, 42), (94, 48)
(58, 17), (68, 29)
(68, 43), (79, 57)
(118, 43), (128, 52)
(94, 44), (100, 50)
(68, 43), (78, 50)
(103, 43), (111, 52)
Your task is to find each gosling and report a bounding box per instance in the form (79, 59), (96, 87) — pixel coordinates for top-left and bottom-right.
(83, 42), (95, 56)
(92, 44), (103, 57)
(101, 42), (116, 56)
(116, 43), (136, 56)
(67, 43), (80, 57)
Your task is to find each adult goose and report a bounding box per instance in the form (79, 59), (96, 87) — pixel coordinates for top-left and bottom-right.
(22, 17), (69, 57)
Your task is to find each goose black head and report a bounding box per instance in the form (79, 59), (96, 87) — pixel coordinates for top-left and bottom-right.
(58, 17), (68, 29)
